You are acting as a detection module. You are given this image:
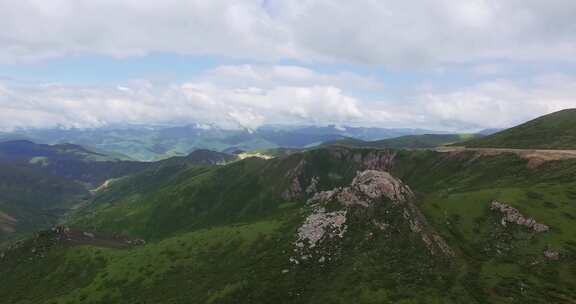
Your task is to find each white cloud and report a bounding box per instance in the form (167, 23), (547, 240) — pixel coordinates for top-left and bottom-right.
(1, 0), (576, 66)
(418, 78), (576, 129)
(1, 67), (575, 132)
(205, 64), (383, 90)
(0, 68), (366, 131)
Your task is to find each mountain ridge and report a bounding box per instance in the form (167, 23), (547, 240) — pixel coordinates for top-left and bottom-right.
(0, 125), (449, 161)
(461, 108), (576, 149)
(2, 145), (576, 302)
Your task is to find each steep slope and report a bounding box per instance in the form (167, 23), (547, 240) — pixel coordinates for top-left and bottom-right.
(461, 108), (576, 149)
(324, 134), (483, 149)
(2, 147), (576, 303)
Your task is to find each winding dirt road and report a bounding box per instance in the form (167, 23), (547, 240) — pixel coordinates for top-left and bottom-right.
(434, 146), (576, 167)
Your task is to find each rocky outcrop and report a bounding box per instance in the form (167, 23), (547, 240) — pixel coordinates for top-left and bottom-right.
(295, 207), (347, 250)
(490, 201), (550, 233)
(282, 149), (398, 202)
(282, 177), (303, 201)
(544, 248), (560, 260)
(282, 159), (306, 201)
(308, 170), (414, 208)
(292, 170), (454, 264)
(327, 148), (396, 172)
(305, 176), (319, 194)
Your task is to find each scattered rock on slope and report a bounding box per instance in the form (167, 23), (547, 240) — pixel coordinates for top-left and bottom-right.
(490, 201), (550, 233)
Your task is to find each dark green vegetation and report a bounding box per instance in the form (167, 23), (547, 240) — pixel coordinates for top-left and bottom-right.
(0, 140), (148, 185)
(0, 141), (236, 242)
(0, 163), (87, 240)
(461, 108), (576, 149)
(0, 125), (444, 161)
(323, 133), (483, 149)
(0, 140), (130, 162)
(2, 145), (576, 303)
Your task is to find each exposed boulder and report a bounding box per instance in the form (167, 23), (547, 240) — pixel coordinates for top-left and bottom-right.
(305, 176), (319, 194)
(544, 248), (560, 260)
(490, 201), (550, 233)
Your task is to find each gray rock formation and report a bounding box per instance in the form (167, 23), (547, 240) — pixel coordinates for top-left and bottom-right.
(305, 176), (319, 194)
(544, 248), (560, 260)
(295, 207), (347, 250)
(282, 149), (398, 202)
(327, 148), (396, 172)
(490, 201), (550, 233)
(307, 170), (414, 208)
(292, 169), (454, 264)
(282, 159), (306, 201)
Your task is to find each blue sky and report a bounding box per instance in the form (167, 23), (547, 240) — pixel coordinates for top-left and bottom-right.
(1, 0), (575, 131)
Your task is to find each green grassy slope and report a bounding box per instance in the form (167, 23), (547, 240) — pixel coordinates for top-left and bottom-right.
(324, 134), (482, 149)
(2, 147), (576, 303)
(394, 150), (576, 300)
(0, 147), (236, 243)
(461, 109), (576, 149)
(0, 163), (88, 242)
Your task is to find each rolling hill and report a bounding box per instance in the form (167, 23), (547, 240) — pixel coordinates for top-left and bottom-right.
(0, 163), (88, 240)
(461, 109), (576, 149)
(0, 140), (149, 186)
(2, 146), (576, 303)
(323, 134), (483, 149)
(0, 141), (237, 242)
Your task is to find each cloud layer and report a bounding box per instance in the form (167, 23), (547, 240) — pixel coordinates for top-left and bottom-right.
(1, 1), (575, 131)
(0, 66), (367, 130)
(1, 65), (574, 131)
(1, 0), (576, 66)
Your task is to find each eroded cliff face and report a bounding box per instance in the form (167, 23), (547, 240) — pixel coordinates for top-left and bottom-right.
(327, 148), (397, 172)
(281, 148), (397, 201)
(290, 169), (454, 266)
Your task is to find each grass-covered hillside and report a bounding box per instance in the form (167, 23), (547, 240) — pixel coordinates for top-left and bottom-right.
(2, 146), (576, 303)
(0, 141), (236, 243)
(461, 109), (576, 149)
(0, 163), (88, 241)
(324, 134), (483, 149)
(0, 140), (129, 162)
(0, 140), (147, 185)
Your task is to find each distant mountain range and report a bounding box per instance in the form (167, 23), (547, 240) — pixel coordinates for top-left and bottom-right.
(322, 133), (484, 149)
(0, 125), (448, 161)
